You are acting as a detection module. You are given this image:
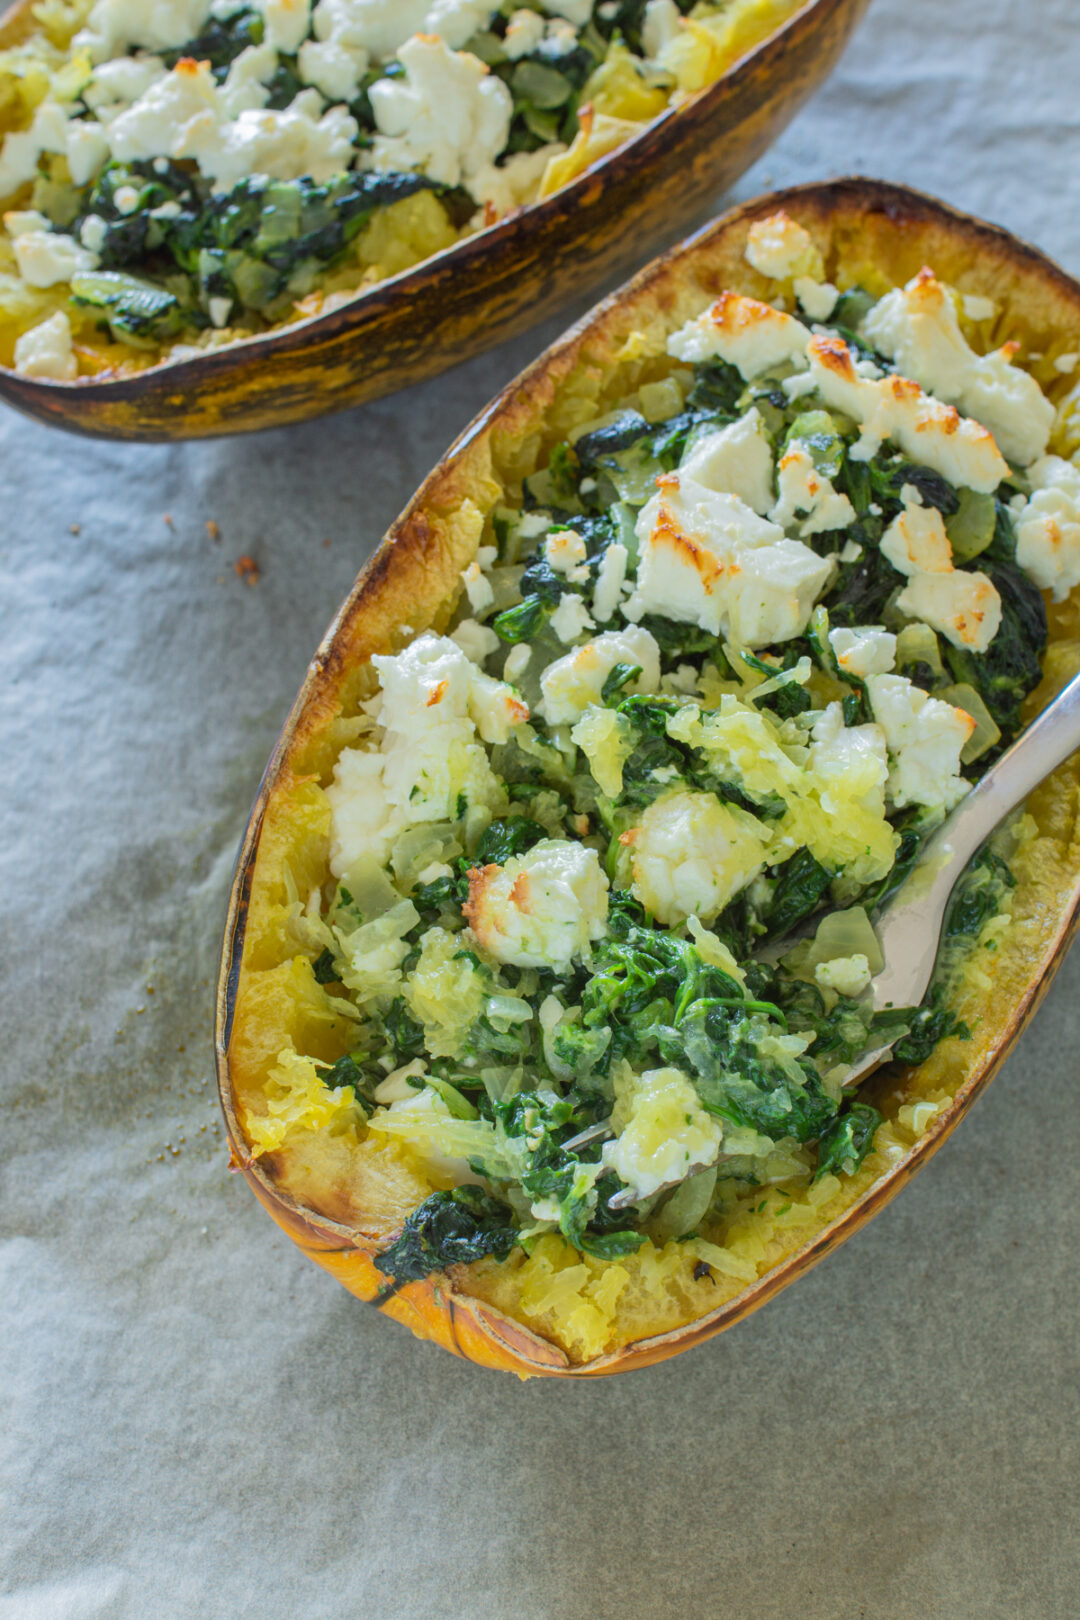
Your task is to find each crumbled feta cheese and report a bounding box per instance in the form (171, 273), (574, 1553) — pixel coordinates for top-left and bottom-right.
(111, 182), (140, 216)
(79, 214), (108, 254)
(76, 0), (213, 61)
(863, 268), (1054, 466)
(550, 591), (595, 643)
(679, 407), (775, 515)
(503, 6), (546, 56)
(217, 42), (279, 119)
(451, 617), (500, 664)
(303, 0), (426, 75)
(770, 443), (855, 536)
(802, 333), (1010, 493)
(541, 16), (577, 52)
(878, 489), (1001, 653)
(208, 295), (233, 327)
(325, 746), (403, 875)
(839, 539), (863, 563)
(962, 293), (997, 323)
(667, 291), (810, 380)
(197, 97), (359, 190)
(602, 1065), (723, 1200)
(896, 568), (1002, 654)
(105, 57), (221, 164)
(258, 0), (312, 53)
(815, 954), (872, 997)
(591, 540), (628, 622)
(1014, 454), (1080, 600)
(641, 0), (681, 58)
(369, 632), (527, 824)
(461, 559), (495, 614)
(628, 789), (771, 924)
(469, 145), (565, 219)
(866, 673), (974, 810)
(66, 119), (111, 187)
(366, 35), (512, 188)
(104, 57), (357, 188)
(880, 500), (953, 575)
(464, 838), (609, 971)
(84, 55), (167, 115)
(625, 473), (831, 647)
(828, 625), (896, 679)
(5, 211), (97, 288)
(1054, 352), (1079, 375)
(544, 528), (588, 576)
(13, 310), (78, 381)
(540, 625), (661, 723)
(744, 210), (824, 282)
(795, 276), (839, 322)
(503, 643), (531, 681)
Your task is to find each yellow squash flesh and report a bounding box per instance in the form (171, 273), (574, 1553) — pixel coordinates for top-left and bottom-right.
(0, 0), (867, 439)
(216, 178), (1080, 1376)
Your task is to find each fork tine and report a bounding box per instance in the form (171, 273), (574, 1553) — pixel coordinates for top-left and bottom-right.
(561, 1118), (613, 1153)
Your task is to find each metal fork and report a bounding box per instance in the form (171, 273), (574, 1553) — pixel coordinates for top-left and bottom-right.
(563, 668), (1080, 1210)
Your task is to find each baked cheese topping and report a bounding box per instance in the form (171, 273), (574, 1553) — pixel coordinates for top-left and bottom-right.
(0, 0), (803, 375)
(250, 214), (1074, 1288)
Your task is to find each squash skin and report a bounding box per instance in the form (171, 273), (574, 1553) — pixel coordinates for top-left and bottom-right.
(0, 0), (867, 441)
(216, 178), (1080, 1376)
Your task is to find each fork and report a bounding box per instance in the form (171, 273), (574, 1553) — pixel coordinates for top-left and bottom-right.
(563, 667), (1080, 1210)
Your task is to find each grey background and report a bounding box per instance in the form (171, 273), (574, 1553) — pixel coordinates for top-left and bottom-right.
(3, 1), (1079, 1615)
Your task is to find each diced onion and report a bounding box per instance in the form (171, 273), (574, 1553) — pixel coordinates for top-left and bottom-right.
(939, 682), (1001, 763)
(895, 621), (944, 679)
(651, 1167), (718, 1242)
(804, 905), (884, 976)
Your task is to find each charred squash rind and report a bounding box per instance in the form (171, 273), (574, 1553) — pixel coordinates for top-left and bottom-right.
(0, 0), (867, 441)
(215, 178), (1080, 1376)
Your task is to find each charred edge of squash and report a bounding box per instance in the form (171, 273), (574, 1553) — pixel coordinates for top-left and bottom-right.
(0, 0), (868, 436)
(216, 175), (1080, 1375)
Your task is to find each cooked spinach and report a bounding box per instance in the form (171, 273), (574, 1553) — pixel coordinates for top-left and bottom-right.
(475, 817), (549, 866)
(374, 1188), (519, 1281)
(161, 5), (264, 74)
(944, 558), (1046, 736)
(815, 1102), (881, 1179)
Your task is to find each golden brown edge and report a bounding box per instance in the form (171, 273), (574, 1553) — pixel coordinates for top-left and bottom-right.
(215, 175), (1080, 1375)
(0, 0), (848, 393)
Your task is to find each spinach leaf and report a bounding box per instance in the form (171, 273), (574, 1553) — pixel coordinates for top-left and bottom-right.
(374, 1188), (518, 1281)
(944, 558), (1046, 735)
(475, 817), (549, 866)
(160, 5), (264, 74)
(680, 1005), (837, 1142)
(759, 849), (833, 941)
(815, 1102), (881, 1179)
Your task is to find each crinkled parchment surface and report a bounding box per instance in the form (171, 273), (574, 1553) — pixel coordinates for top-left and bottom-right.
(2, 1), (1079, 1616)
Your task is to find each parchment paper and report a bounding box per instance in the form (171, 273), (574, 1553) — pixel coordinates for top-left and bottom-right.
(3, 2), (1079, 1615)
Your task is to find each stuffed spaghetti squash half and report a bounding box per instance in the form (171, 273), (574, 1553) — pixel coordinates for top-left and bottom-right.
(217, 178), (1080, 1376)
(0, 0), (866, 437)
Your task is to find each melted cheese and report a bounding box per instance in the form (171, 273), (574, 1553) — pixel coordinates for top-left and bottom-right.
(863, 268), (1054, 467)
(464, 839), (609, 971)
(1014, 454), (1080, 601)
(679, 407), (775, 515)
(801, 334), (1011, 493)
(625, 473), (832, 646)
(667, 291), (810, 379)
